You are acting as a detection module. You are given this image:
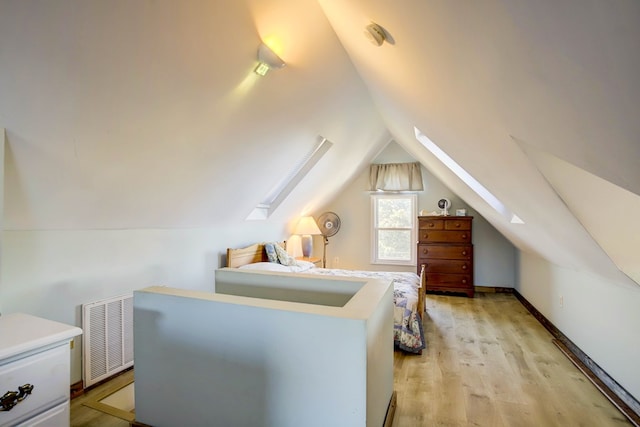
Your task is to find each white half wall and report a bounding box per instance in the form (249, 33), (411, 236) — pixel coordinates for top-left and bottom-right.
(0, 128), (4, 267)
(134, 277), (393, 427)
(517, 251), (640, 401)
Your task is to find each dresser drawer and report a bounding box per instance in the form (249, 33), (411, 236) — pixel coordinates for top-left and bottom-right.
(419, 218), (444, 230)
(418, 244), (472, 260)
(418, 230), (471, 243)
(0, 344), (69, 426)
(426, 277), (474, 297)
(16, 401), (69, 427)
(444, 219), (472, 230)
(426, 273), (473, 288)
(423, 259), (472, 274)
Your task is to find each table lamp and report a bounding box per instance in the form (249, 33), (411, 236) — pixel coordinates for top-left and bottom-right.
(294, 216), (322, 258)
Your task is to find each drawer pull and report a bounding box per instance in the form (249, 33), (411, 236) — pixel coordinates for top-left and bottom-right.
(428, 223), (434, 227)
(0, 384), (34, 412)
(461, 234), (467, 239)
(462, 265), (468, 270)
(455, 223), (461, 228)
(461, 250), (467, 256)
(422, 248), (428, 254)
(462, 279), (467, 284)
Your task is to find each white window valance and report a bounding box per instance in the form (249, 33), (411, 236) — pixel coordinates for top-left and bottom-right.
(369, 162), (424, 191)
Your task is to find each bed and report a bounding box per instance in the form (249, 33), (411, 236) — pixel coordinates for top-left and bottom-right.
(226, 242), (426, 354)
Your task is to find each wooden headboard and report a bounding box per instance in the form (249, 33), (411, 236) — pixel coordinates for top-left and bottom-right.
(226, 242), (286, 268)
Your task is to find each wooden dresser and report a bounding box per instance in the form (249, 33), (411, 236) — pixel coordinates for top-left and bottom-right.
(417, 216), (474, 297)
(0, 313), (82, 426)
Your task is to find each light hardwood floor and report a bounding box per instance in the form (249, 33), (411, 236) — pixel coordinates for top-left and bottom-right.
(71, 292), (631, 426)
(393, 292), (630, 426)
(71, 369), (133, 427)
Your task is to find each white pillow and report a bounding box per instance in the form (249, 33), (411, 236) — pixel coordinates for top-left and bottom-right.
(238, 262), (292, 272)
(289, 260), (316, 272)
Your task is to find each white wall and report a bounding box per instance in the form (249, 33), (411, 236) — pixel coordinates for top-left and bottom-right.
(134, 278), (393, 427)
(0, 129), (4, 273)
(318, 142), (516, 287)
(0, 1), (387, 386)
(518, 251), (640, 400)
(215, 267), (364, 306)
(0, 225), (287, 382)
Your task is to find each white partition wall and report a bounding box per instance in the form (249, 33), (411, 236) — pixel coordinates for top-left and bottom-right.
(134, 271), (394, 427)
(0, 128), (4, 271)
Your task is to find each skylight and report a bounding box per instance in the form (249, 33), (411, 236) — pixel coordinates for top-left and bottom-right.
(414, 127), (524, 224)
(246, 136), (333, 220)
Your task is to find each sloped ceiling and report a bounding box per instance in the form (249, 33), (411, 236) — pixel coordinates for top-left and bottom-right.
(521, 142), (640, 284)
(1, 0), (638, 288)
(318, 0), (640, 288)
(0, 0), (388, 230)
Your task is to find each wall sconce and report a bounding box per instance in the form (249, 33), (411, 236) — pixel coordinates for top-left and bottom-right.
(254, 43), (286, 76)
(294, 216), (322, 258)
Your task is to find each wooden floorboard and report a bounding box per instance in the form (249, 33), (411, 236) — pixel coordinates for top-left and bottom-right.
(71, 370), (134, 427)
(392, 293), (632, 426)
(513, 289), (640, 426)
(71, 293), (632, 426)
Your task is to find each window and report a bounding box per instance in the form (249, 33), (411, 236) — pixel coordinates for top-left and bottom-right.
(371, 193), (417, 265)
(246, 136), (333, 220)
(414, 126), (524, 224)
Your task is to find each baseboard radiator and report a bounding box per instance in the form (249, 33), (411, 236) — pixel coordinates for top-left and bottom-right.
(82, 293), (134, 388)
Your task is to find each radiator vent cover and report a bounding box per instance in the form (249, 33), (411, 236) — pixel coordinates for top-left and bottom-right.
(82, 293), (134, 387)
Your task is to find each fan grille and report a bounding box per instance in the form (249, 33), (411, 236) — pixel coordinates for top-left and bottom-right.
(317, 212), (341, 237)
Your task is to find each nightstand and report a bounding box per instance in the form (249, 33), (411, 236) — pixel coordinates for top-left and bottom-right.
(296, 257), (322, 268)
(0, 313), (82, 426)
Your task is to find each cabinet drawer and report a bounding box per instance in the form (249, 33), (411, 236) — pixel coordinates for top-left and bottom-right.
(0, 344), (69, 426)
(418, 230), (471, 243)
(16, 401), (69, 427)
(419, 218), (443, 230)
(418, 244), (472, 260)
(423, 259), (472, 274)
(444, 219), (472, 230)
(426, 273), (472, 287)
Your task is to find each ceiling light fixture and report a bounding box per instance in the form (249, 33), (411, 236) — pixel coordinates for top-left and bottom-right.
(254, 43), (286, 76)
(364, 23), (386, 46)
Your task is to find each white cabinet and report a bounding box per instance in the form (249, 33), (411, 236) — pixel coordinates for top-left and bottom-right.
(0, 314), (81, 427)
(16, 402), (69, 427)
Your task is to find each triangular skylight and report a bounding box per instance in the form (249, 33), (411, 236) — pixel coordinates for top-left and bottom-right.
(414, 127), (523, 224)
(247, 136), (333, 220)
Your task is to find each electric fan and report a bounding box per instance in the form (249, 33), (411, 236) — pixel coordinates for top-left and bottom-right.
(316, 212), (341, 268)
(438, 198), (451, 216)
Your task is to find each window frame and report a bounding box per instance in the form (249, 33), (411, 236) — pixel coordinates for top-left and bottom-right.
(370, 193), (417, 266)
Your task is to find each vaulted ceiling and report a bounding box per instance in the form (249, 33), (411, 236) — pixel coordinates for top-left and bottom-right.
(1, 0), (638, 288)
(319, 0), (640, 288)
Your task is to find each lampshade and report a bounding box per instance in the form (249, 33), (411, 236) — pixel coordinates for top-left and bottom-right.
(295, 216), (321, 258)
(294, 216), (322, 236)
